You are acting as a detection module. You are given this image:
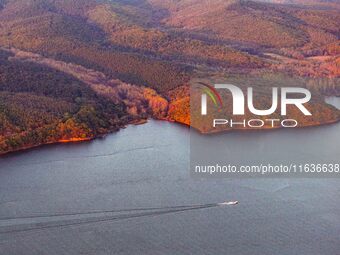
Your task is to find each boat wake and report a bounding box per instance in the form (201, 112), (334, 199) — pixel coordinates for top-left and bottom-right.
(0, 201), (238, 234)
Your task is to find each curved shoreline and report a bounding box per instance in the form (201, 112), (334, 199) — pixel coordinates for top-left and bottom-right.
(0, 137), (93, 157)
(1, 115), (340, 157)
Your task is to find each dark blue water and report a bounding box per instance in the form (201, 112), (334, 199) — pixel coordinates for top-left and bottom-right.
(0, 103), (340, 254)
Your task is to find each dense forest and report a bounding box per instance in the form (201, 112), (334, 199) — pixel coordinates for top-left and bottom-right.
(0, 49), (127, 153)
(0, 0), (339, 153)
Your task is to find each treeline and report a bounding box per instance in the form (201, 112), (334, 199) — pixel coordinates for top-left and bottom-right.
(87, 3), (265, 69)
(52, 44), (190, 93)
(0, 1), (190, 94)
(0, 50), (126, 153)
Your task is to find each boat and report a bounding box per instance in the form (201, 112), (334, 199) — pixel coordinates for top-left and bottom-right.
(218, 201), (239, 206)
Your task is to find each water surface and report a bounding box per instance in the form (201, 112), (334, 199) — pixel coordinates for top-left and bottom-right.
(0, 118), (339, 255)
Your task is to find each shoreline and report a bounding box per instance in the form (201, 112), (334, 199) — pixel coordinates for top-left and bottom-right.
(1, 116), (340, 157)
(0, 137), (93, 157)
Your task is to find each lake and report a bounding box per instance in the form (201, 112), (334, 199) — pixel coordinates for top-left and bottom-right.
(0, 98), (339, 255)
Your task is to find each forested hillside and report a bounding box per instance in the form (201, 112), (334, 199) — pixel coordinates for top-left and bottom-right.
(0, 0), (339, 154)
(0, 49), (127, 153)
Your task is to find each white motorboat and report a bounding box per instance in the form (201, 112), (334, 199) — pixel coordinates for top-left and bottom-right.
(218, 201), (239, 206)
